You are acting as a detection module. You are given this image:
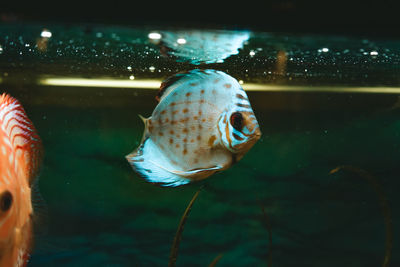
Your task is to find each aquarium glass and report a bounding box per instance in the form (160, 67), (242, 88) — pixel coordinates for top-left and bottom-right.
(0, 23), (399, 266)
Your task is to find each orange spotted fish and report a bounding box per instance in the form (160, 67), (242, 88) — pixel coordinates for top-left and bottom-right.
(0, 94), (42, 266)
(126, 69), (261, 187)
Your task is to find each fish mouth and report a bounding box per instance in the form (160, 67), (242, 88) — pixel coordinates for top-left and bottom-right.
(245, 129), (261, 146)
(254, 127), (262, 140)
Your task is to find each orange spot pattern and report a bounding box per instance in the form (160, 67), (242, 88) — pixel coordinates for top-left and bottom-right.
(208, 135), (217, 147)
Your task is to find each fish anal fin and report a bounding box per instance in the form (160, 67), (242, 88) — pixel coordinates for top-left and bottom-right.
(126, 138), (190, 187)
(169, 166), (222, 180)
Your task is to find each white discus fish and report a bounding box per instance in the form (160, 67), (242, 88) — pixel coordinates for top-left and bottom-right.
(126, 69), (261, 187)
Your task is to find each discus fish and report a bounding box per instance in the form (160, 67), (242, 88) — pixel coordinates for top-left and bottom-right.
(0, 93), (42, 266)
(126, 69), (261, 187)
(150, 30), (250, 65)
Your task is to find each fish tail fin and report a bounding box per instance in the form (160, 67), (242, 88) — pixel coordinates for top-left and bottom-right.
(125, 138), (190, 187)
(0, 93), (42, 183)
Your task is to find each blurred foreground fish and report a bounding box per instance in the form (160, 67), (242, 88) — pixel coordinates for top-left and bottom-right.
(126, 69), (261, 187)
(0, 94), (42, 266)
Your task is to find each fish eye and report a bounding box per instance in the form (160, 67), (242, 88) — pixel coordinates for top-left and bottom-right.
(0, 191), (13, 212)
(230, 112), (243, 131)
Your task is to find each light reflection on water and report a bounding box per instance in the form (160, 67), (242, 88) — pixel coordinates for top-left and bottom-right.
(149, 30), (250, 64)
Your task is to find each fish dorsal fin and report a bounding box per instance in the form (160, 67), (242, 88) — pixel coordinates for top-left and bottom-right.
(0, 93), (42, 184)
(156, 69), (214, 102)
(156, 72), (185, 102)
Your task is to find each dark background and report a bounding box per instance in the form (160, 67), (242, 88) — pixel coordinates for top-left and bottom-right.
(2, 0), (400, 37)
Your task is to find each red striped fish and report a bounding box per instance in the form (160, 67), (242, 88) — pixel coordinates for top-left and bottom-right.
(0, 93), (42, 266)
(126, 69), (261, 187)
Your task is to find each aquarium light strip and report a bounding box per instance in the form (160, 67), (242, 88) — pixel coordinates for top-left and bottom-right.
(38, 78), (162, 89)
(38, 78), (400, 94)
(243, 84), (400, 93)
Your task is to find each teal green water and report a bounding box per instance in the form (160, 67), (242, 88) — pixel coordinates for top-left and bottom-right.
(1, 24), (400, 266)
(14, 91), (397, 267)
